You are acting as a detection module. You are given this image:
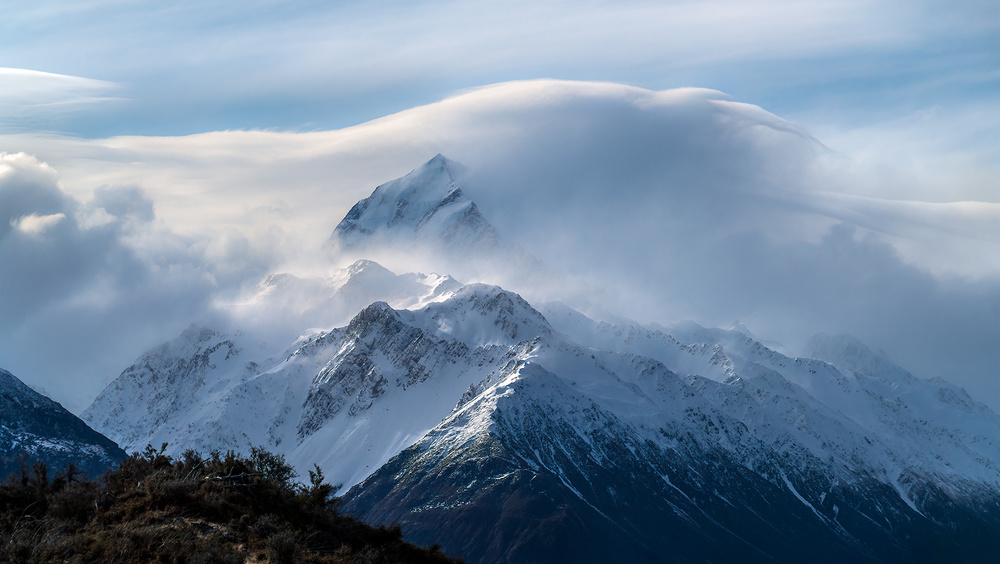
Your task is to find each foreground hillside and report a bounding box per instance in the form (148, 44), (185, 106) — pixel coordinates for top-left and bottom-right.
(0, 446), (464, 564)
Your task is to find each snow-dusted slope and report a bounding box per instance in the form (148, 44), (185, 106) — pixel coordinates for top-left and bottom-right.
(539, 306), (1000, 491)
(330, 154), (500, 254)
(1, 367), (125, 479)
(84, 272), (547, 491)
(85, 259), (998, 562)
(343, 304), (999, 563)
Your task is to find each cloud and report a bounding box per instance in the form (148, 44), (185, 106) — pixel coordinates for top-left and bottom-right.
(0, 80), (996, 413)
(90, 185), (155, 222)
(0, 68), (123, 131)
(11, 212), (66, 235)
(0, 152), (276, 412)
(0, 152), (71, 231)
(809, 101), (1000, 205)
(3, 1), (995, 137)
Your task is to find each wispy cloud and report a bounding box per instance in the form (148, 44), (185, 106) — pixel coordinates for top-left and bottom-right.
(0, 68), (124, 130)
(10, 212), (66, 235)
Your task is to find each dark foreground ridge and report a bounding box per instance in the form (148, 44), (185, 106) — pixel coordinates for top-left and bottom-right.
(0, 367), (127, 479)
(0, 445), (466, 564)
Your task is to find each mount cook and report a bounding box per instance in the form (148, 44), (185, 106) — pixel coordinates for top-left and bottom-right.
(82, 155), (999, 563)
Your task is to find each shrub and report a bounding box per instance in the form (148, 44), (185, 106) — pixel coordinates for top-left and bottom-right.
(250, 446), (296, 487)
(47, 480), (99, 524)
(0, 447), (466, 563)
(266, 529), (299, 564)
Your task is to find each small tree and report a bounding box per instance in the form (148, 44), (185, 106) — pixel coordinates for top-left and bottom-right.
(305, 464), (341, 509)
(249, 446), (296, 487)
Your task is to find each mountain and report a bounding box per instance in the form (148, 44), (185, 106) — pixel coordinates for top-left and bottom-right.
(340, 304), (999, 563)
(326, 154), (544, 289)
(84, 278), (561, 492)
(83, 156), (999, 563)
(1, 367), (126, 479)
(83, 268), (999, 563)
(330, 154), (501, 256)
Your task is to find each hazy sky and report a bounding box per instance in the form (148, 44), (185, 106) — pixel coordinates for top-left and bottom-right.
(0, 0), (997, 412)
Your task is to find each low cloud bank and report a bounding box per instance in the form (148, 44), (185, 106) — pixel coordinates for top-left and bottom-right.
(0, 153), (269, 411)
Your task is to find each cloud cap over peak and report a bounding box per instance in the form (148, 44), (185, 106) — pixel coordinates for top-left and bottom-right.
(0, 79), (995, 412)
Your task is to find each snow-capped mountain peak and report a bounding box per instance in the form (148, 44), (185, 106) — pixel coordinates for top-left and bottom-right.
(331, 259), (461, 310)
(406, 283), (553, 347)
(330, 154), (500, 253)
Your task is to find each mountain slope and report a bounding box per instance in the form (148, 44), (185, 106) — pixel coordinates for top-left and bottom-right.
(1, 367), (125, 479)
(83, 274), (553, 493)
(330, 154), (500, 255)
(83, 261), (998, 562)
(540, 305), (1000, 490)
(326, 154), (546, 289)
(341, 315), (999, 563)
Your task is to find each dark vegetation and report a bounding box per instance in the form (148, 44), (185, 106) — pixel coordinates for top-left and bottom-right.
(0, 444), (466, 564)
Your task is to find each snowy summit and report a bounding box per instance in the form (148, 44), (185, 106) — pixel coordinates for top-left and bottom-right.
(330, 154), (500, 255)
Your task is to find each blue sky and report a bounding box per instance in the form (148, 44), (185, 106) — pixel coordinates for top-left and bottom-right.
(0, 1), (997, 412)
(2, 0), (997, 138)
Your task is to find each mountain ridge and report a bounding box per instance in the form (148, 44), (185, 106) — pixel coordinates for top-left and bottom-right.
(81, 156), (999, 563)
(1, 367), (125, 479)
